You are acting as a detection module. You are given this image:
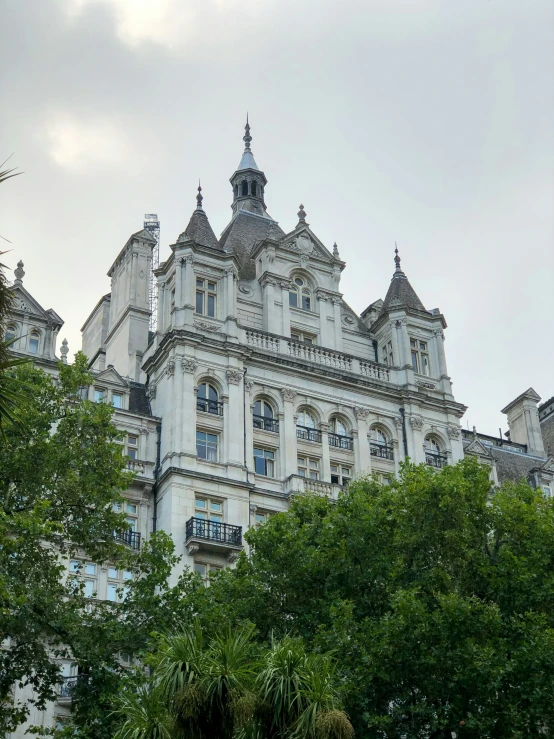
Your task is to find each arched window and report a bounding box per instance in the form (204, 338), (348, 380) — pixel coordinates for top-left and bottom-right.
(197, 382), (222, 416)
(241, 180), (248, 197)
(289, 277), (312, 311)
(5, 325), (16, 343)
(296, 409), (320, 442)
(251, 181), (257, 197)
(370, 427), (394, 460)
(253, 399), (278, 433)
(424, 436), (446, 468)
(28, 331), (40, 354)
(329, 417), (353, 450)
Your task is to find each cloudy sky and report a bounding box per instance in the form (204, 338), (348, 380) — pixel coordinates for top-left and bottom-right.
(1, 0), (553, 434)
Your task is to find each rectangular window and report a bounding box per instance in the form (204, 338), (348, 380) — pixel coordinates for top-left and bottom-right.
(69, 560), (80, 573)
(330, 463), (351, 486)
(108, 567), (118, 579)
(84, 579), (96, 599)
(195, 496), (223, 523)
(196, 431), (218, 461)
(290, 330), (316, 345)
(84, 563), (96, 576)
(254, 510), (273, 526)
(298, 456), (320, 480)
(195, 278), (217, 318)
(382, 340), (393, 366)
(94, 388), (105, 403)
(111, 393), (123, 408)
(126, 435), (138, 460)
(107, 583), (118, 602)
(123, 570), (133, 581)
(29, 336), (39, 354)
(253, 447), (275, 477)
(126, 503), (137, 515)
(170, 289), (175, 311)
(410, 338), (430, 376)
(194, 562), (221, 586)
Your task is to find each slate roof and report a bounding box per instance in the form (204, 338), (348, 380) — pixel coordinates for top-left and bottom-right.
(489, 446), (545, 483)
(129, 382), (151, 416)
(178, 208), (221, 250)
(220, 210), (285, 280)
(237, 149), (259, 171)
(382, 271), (426, 313)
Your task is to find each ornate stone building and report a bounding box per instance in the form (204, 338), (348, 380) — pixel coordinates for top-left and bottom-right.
(5, 121), (552, 734)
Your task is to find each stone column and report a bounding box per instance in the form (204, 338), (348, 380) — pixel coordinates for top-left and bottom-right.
(319, 422), (331, 482)
(389, 322), (401, 367)
(407, 414), (424, 463)
(174, 258), (185, 327)
(183, 255), (195, 327)
(245, 381), (255, 473)
(447, 425), (464, 462)
(394, 415), (404, 470)
(277, 411), (286, 478)
(130, 251), (138, 302)
(280, 388), (297, 479)
(280, 282), (291, 336)
(180, 358), (198, 458)
(157, 281), (166, 333)
(332, 298), (343, 351)
(165, 358), (176, 456)
(316, 292), (328, 345)
(262, 278), (276, 334)
(226, 369), (245, 466)
(354, 407), (371, 474)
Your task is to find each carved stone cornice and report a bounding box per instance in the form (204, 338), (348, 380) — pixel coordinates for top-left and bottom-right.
(226, 369), (244, 385)
(281, 387), (297, 403)
(181, 358), (198, 374)
(260, 275), (277, 288)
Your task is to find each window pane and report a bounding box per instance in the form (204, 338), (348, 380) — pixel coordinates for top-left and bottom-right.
(84, 580), (95, 598)
(254, 456), (265, 475)
(421, 354), (429, 376)
(291, 332), (300, 340)
(255, 513), (266, 524)
(194, 562), (206, 576)
(197, 383), (207, 399)
(127, 448), (137, 460)
(210, 501), (222, 512)
(126, 517), (136, 531)
(196, 278), (204, 288)
(207, 294), (215, 317)
(108, 567), (118, 579)
(207, 282), (216, 291)
(419, 341), (427, 350)
(410, 338), (416, 347)
(113, 503), (122, 512)
(304, 337), (314, 345)
(206, 444), (217, 462)
(195, 498), (206, 508)
(295, 278), (303, 286)
(107, 584), (118, 602)
(289, 291), (298, 308)
(69, 560), (80, 572)
(123, 570), (133, 581)
(29, 338), (39, 354)
(112, 393), (122, 408)
(411, 351), (419, 373)
(310, 459), (319, 469)
(126, 503), (137, 514)
(128, 435), (137, 446)
(266, 459), (274, 477)
(85, 563), (96, 575)
(196, 292), (204, 314)
(94, 389), (104, 403)
(301, 295), (311, 311)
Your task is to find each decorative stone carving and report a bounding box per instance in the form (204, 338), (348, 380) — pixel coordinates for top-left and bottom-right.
(139, 427), (149, 436)
(281, 388), (297, 403)
(319, 422), (330, 433)
(146, 384), (157, 400)
(354, 406), (370, 420)
(227, 551), (240, 564)
(226, 369), (244, 385)
(184, 254), (195, 266)
(249, 504), (258, 514)
(394, 416), (403, 429)
(416, 379), (436, 389)
(225, 266), (239, 279)
(260, 275), (276, 288)
(187, 543), (199, 556)
(181, 358), (198, 374)
(244, 380), (254, 393)
(409, 414), (424, 430)
(194, 320), (220, 332)
(60, 338), (69, 364)
(238, 284), (253, 296)
(447, 425), (461, 439)
(166, 359), (175, 377)
(14, 260), (25, 284)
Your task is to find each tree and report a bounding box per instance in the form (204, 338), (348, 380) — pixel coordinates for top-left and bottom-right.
(202, 459), (554, 738)
(0, 355), (139, 734)
(111, 624), (354, 739)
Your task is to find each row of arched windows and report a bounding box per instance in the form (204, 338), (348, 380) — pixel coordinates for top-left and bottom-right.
(234, 180), (264, 199)
(4, 324), (40, 354)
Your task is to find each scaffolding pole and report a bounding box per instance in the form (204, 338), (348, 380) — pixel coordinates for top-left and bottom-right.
(144, 213), (160, 332)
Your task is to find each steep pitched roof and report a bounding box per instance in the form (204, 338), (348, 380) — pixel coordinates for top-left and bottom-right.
(178, 208), (221, 250)
(220, 210), (285, 280)
(381, 249), (426, 313)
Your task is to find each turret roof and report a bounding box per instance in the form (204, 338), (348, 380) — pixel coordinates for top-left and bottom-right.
(381, 247), (426, 313)
(177, 185), (221, 250)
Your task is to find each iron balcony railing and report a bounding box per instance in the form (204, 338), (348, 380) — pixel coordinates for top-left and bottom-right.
(425, 451), (448, 469)
(59, 676), (79, 699)
(186, 517), (242, 547)
(114, 530), (141, 550)
(296, 426), (322, 443)
(253, 414), (279, 433)
(370, 442), (394, 461)
(328, 433), (354, 451)
(196, 398), (224, 416)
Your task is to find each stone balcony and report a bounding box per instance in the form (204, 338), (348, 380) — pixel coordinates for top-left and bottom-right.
(244, 329), (393, 382)
(185, 517), (243, 562)
(125, 458), (155, 482)
(286, 474), (343, 500)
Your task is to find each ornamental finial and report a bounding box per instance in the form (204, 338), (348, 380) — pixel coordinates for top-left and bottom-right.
(243, 114), (252, 151)
(60, 338), (69, 364)
(333, 242), (340, 259)
(196, 180), (203, 210)
(297, 204), (307, 223)
(394, 242), (401, 272)
(14, 259), (25, 285)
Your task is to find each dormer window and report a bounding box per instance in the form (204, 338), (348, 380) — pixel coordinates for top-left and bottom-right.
(94, 388), (105, 403)
(289, 277), (312, 311)
(112, 392), (123, 409)
(29, 331), (39, 354)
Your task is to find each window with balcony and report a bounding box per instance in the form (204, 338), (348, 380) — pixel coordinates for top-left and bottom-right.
(290, 330), (316, 345)
(253, 399), (279, 432)
(195, 496), (223, 524)
(424, 436), (447, 468)
(329, 417), (353, 450)
(113, 501), (141, 549)
(382, 340), (394, 366)
(186, 499), (242, 550)
(197, 382), (222, 415)
(196, 278), (217, 317)
(370, 427), (394, 460)
(254, 447), (275, 477)
(125, 435), (138, 459)
(196, 431), (219, 461)
(296, 409), (321, 442)
(289, 277), (312, 311)
(298, 456), (320, 480)
(330, 463), (351, 486)
(29, 330), (40, 354)
(410, 338), (430, 376)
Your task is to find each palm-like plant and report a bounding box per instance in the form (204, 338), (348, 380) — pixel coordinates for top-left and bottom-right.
(112, 683), (176, 739)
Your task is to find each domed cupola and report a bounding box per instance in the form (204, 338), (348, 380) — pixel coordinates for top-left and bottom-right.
(229, 116), (269, 218)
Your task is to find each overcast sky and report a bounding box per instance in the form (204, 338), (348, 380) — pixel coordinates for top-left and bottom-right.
(1, 0), (553, 435)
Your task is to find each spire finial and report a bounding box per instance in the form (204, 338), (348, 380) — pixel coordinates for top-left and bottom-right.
(196, 180), (203, 210)
(243, 115), (252, 151)
(333, 241), (340, 259)
(60, 338), (69, 364)
(394, 241), (401, 272)
(297, 204), (307, 224)
(14, 259), (25, 285)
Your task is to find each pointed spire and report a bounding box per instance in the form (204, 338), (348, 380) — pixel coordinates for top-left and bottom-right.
(196, 180), (203, 210)
(14, 260), (24, 285)
(381, 245), (426, 313)
(243, 113), (252, 150)
(237, 115), (259, 171)
(394, 242), (402, 272)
